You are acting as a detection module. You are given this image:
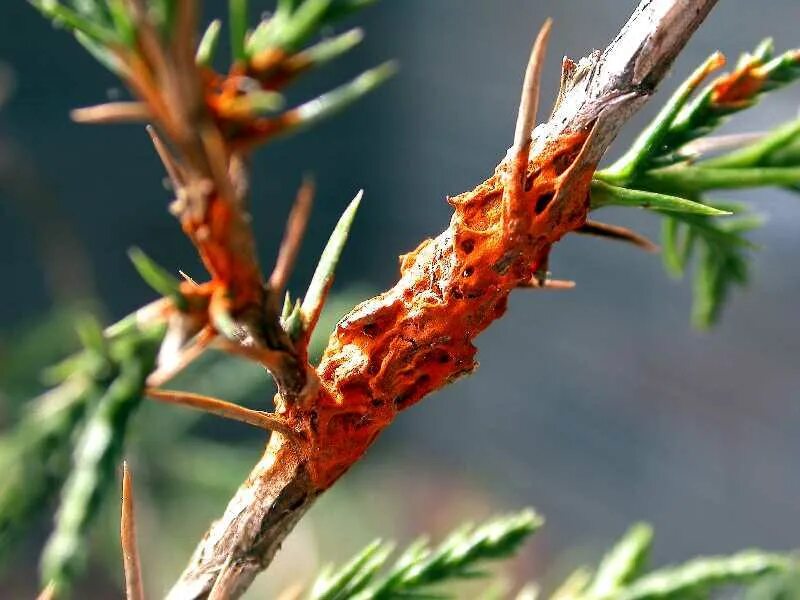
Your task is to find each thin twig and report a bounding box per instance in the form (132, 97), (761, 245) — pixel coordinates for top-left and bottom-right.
(578, 220), (658, 252)
(520, 277), (577, 290)
(179, 270), (199, 285)
(35, 583), (55, 600)
(513, 18), (553, 152)
(121, 462), (144, 600)
(270, 177), (315, 295)
(506, 20), (552, 234)
(146, 388), (294, 435)
(680, 132), (767, 158)
(146, 125), (185, 189)
(132, 0), (307, 404)
(275, 583), (305, 600)
(147, 326), (215, 388)
(71, 102), (151, 124)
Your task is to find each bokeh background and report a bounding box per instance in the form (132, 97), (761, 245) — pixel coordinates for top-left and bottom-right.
(1, 0), (799, 597)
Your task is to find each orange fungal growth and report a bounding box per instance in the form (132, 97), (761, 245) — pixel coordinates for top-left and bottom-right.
(178, 191), (264, 317)
(711, 58), (769, 107)
(710, 49), (800, 108)
(292, 130), (593, 489)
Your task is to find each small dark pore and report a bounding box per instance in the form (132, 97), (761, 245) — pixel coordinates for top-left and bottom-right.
(535, 192), (554, 214)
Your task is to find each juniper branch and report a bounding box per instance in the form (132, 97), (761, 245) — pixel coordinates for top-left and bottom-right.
(30, 2), (799, 599)
(0, 308), (166, 575)
(301, 516), (796, 600)
(308, 510), (542, 600)
(550, 525), (796, 600)
(614, 551), (793, 600)
(169, 1), (719, 597)
(40, 319), (163, 594)
(596, 39), (800, 327)
(585, 523), (653, 599)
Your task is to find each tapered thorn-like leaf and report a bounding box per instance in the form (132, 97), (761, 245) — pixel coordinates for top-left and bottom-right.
(325, 0), (377, 22)
(587, 522), (654, 598)
(74, 31), (126, 75)
(105, 0), (135, 47)
(120, 462), (144, 600)
(283, 299), (303, 340)
(281, 291), (294, 322)
(591, 181), (731, 216)
(128, 247), (187, 310)
(661, 217), (694, 277)
(513, 18), (552, 151)
(146, 388), (293, 433)
(210, 303), (239, 340)
(660, 206), (762, 330)
(551, 567), (593, 600)
(257, 0), (332, 54)
(35, 582), (56, 600)
(75, 315), (107, 357)
(71, 102), (150, 125)
(270, 176), (315, 294)
(615, 551), (793, 600)
(288, 28), (364, 72)
(301, 190), (363, 328)
(146, 125), (185, 189)
(645, 165), (800, 191)
(284, 62), (397, 135)
(578, 220), (658, 253)
(750, 37), (775, 63)
(196, 19), (222, 66)
(30, 0), (116, 45)
(703, 118), (800, 169)
(310, 539), (393, 600)
(229, 0), (249, 62)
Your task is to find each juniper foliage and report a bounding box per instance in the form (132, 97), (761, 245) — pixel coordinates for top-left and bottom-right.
(307, 514), (797, 600)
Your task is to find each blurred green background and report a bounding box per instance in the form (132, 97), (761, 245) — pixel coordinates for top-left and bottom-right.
(1, 0), (799, 597)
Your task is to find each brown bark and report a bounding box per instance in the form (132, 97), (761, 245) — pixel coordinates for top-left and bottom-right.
(168, 435), (316, 599)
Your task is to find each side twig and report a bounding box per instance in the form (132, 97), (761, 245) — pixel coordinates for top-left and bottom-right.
(121, 462), (144, 600)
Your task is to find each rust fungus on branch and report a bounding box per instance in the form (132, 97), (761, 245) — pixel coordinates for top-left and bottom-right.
(293, 130), (593, 489)
(166, 2), (722, 596)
